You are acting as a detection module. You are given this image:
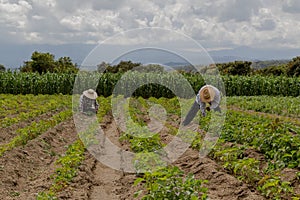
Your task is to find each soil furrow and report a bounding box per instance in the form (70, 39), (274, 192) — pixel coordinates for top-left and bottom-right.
(83, 114), (266, 200)
(54, 114), (130, 200)
(0, 108), (66, 145)
(0, 111), (268, 200)
(174, 149), (266, 200)
(228, 105), (300, 125)
(0, 118), (77, 200)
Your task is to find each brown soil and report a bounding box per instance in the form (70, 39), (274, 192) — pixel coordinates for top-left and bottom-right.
(0, 111), (268, 200)
(174, 149), (265, 200)
(0, 118), (77, 200)
(0, 108), (66, 145)
(62, 114), (266, 200)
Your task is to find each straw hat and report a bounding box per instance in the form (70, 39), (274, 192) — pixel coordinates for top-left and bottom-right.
(199, 85), (215, 103)
(83, 89), (98, 100)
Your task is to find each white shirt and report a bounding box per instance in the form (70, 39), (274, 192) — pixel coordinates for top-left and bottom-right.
(195, 85), (221, 116)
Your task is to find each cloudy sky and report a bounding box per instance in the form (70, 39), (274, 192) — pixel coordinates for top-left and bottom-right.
(1, 0), (300, 67)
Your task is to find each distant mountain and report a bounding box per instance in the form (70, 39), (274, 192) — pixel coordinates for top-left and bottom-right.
(251, 59), (290, 69)
(163, 62), (190, 67)
(1, 44), (300, 69)
(208, 46), (300, 62)
(210, 55), (249, 63)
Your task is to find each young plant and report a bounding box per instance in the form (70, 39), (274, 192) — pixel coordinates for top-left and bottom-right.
(134, 166), (208, 200)
(258, 175), (293, 200)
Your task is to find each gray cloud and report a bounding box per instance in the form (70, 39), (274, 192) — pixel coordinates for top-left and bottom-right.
(92, 0), (126, 10)
(0, 0), (299, 50)
(217, 0), (262, 22)
(254, 18), (276, 31)
(282, 0), (300, 13)
(52, 0), (90, 13)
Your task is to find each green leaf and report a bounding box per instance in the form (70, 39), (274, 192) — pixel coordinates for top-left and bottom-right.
(134, 178), (144, 186)
(134, 190), (143, 198)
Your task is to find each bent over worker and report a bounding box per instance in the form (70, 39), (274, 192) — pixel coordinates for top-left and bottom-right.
(182, 85), (221, 126)
(79, 89), (99, 114)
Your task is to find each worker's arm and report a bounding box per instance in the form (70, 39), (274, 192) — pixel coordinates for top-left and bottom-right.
(182, 101), (200, 126)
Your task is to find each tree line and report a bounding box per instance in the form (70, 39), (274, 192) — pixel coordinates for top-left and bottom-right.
(19, 51), (79, 73)
(199, 59), (299, 77)
(0, 51), (299, 77)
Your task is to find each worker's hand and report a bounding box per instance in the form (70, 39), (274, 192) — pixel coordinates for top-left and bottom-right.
(201, 111), (206, 117)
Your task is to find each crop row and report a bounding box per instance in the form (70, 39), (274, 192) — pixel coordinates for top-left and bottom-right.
(0, 72), (74, 95)
(2, 94), (298, 199)
(36, 97), (114, 199)
(193, 108), (299, 199)
(37, 95), (130, 199)
(1, 94), (72, 128)
(125, 96), (300, 169)
(0, 94), (57, 117)
(227, 96), (300, 118)
(210, 142), (299, 199)
(109, 96), (208, 199)
(125, 96), (300, 199)
(33, 95), (300, 199)
(0, 109), (73, 156)
(1, 71), (299, 97)
(37, 139), (86, 199)
(219, 110), (300, 169)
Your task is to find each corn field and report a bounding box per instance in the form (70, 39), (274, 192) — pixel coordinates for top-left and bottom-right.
(0, 71), (299, 97)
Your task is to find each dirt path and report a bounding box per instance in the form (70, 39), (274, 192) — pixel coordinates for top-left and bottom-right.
(55, 115), (133, 200)
(90, 162), (124, 200)
(84, 114), (266, 200)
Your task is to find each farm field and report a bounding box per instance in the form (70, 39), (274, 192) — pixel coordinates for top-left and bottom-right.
(0, 94), (299, 200)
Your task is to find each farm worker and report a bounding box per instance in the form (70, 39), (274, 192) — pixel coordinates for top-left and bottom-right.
(79, 89), (99, 114)
(183, 85), (221, 126)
